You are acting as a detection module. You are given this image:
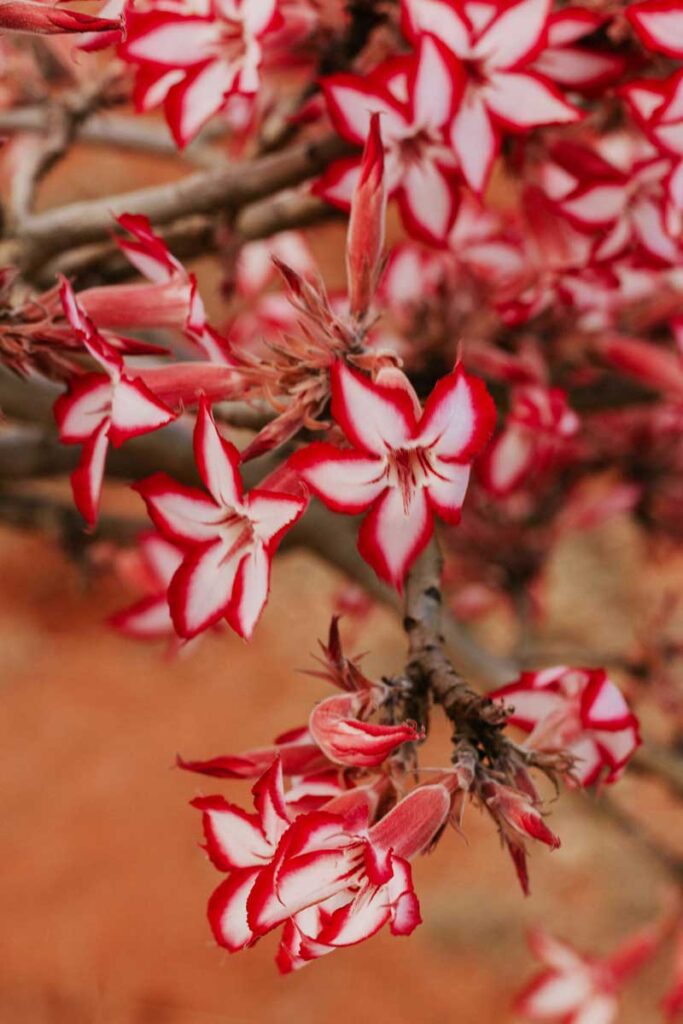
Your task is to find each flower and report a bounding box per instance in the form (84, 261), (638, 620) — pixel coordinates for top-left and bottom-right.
(517, 925), (663, 1023)
(54, 281), (177, 525)
(134, 398), (306, 639)
(76, 213), (235, 364)
(178, 725), (333, 781)
(478, 385), (579, 497)
(627, 0), (683, 59)
(192, 758), (452, 970)
(530, 8), (627, 92)
(110, 532), (185, 641)
(551, 134), (680, 267)
(76, 214), (201, 332)
(315, 34), (463, 245)
(622, 71), (683, 214)
(119, 0), (287, 147)
(401, 0), (582, 193)
(291, 360), (495, 589)
(490, 666), (641, 786)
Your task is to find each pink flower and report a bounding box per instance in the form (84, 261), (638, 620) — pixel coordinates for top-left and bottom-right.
(315, 34), (463, 245)
(531, 8), (627, 92)
(54, 281), (177, 525)
(517, 925), (663, 1023)
(77, 214), (203, 334)
(551, 134), (680, 267)
(119, 0), (284, 147)
(192, 758), (452, 970)
(235, 231), (315, 300)
(110, 532), (185, 641)
(401, 0), (582, 193)
(76, 213), (235, 364)
(291, 361), (495, 589)
(490, 667), (641, 787)
(622, 72), (683, 214)
(178, 725), (333, 782)
(627, 0), (683, 59)
(478, 385), (579, 497)
(134, 398), (306, 639)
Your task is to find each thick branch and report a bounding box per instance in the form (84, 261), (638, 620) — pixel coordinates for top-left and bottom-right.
(0, 106), (218, 160)
(403, 537), (512, 720)
(33, 194), (341, 288)
(14, 134), (351, 273)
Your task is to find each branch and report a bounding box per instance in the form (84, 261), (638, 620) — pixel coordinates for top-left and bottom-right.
(12, 134), (351, 274)
(9, 68), (126, 228)
(0, 106), (219, 161)
(403, 537), (507, 722)
(32, 194), (342, 289)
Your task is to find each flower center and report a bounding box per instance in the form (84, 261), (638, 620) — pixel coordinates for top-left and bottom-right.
(387, 446), (439, 512)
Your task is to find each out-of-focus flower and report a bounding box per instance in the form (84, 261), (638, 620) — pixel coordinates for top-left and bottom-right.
(517, 923), (664, 1022)
(402, 0), (581, 194)
(490, 666), (641, 786)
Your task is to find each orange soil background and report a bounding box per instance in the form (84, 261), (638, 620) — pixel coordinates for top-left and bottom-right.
(0, 137), (682, 1023)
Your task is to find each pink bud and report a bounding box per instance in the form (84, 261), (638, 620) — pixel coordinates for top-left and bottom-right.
(0, 0), (121, 34)
(598, 334), (683, 401)
(346, 112), (387, 322)
(309, 692), (420, 768)
(369, 784), (452, 860)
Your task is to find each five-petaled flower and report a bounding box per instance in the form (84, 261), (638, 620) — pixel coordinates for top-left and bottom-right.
(119, 0), (284, 147)
(290, 360), (495, 589)
(490, 666), (641, 787)
(54, 280), (177, 525)
(401, 0), (582, 194)
(478, 385), (579, 497)
(192, 757), (452, 971)
(315, 34), (463, 245)
(134, 398), (306, 639)
(517, 924), (663, 1023)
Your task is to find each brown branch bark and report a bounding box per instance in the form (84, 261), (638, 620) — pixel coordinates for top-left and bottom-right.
(0, 106), (220, 161)
(12, 134), (352, 274)
(32, 194), (341, 289)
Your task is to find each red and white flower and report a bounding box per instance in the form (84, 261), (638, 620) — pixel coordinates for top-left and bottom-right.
(54, 281), (177, 525)
(179, 724), (333, 781)
(134, 398), (306, 639)
(627, 0), (683, 59)
(315, 34), (463, 244)
(119, 0), (284, 147)
(551, 134), (680, 266)
(401, 0), (582, 193)
(110, 532), (184, 641)
(531, 8), (626, 92)
(77, 213), (203, 334)
(622, 72), (683, 213)
(290, 360), (495, 589)
(517, 925), (663, 1023)
(490, 667), (641, 787)
(478, 385), (579, 497)
(194, 758), (452, 970)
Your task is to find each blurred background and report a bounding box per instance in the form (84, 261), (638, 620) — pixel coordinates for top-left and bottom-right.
(1, 128), (683, 1024)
